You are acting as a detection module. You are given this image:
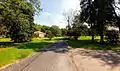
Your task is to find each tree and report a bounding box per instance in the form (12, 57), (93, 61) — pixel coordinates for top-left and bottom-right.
(0, 24), (7, 37)
(80, 0), (118, 44)
(46, 30), (54, 40)
(71, 14), (88, 40)
(34, 24), (42, 31)
(50, 25), (61, 37)
(27, 0), (41, 14)
(80, 0), (99, 41)
(63, 9), (76, 36)
(105, 30), (119, 45)
(41, 25), (50, 33)
(61, 28), (68, 36)
(0, 0), (40, 42)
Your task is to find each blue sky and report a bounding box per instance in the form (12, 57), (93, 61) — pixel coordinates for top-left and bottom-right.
(34, 0), (80, 28)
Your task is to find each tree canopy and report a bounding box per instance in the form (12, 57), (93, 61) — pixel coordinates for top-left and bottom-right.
(50, 25), (61, 37)
(80, 0), (119, 43)
(0, 0), (40, 42)
(70, 14), (88, 40)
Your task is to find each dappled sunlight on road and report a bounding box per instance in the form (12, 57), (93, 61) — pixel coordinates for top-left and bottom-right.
(68, 48), (120, 71)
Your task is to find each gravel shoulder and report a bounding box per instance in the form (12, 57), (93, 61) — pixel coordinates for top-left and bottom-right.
(68, 48), (120, 71)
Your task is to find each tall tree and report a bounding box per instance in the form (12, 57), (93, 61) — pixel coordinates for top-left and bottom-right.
(71, 14), (88, 40)
(27, 0), (41, 14)
(0, 24), (7, 37)
(80, 0), (118, 44)
(80, 0), (96, 41)
(0, 0), (40, 42)
(63, 9), (76, 36)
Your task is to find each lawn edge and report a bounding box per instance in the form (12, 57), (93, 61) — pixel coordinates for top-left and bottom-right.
(0, 52), (35, 70)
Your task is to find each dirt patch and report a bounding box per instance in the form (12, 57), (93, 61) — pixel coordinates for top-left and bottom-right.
(67, 48), (120, 71)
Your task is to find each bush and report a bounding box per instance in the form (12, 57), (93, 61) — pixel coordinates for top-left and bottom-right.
(46, 30), (54, 40)
(11, 32), (31, 43)
(105, 30), (119, 45)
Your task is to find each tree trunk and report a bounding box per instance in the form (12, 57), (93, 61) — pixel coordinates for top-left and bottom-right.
(100, 24), (104, 44)
(91, 28), (95, 42)
(74, 36), (78, 40)
(118, 24), (120, 40)
(100, 33), (104, 44)
(118, 23), (120, 33)
(92, 34), (94, 42)
(91, 24), (95, 42)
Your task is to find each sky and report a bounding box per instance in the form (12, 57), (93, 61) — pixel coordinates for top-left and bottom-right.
(34, 0), (80, 28)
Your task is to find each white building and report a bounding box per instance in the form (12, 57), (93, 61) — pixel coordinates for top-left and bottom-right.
(34, 31), (46, 38)
(107, 26), (119, 31)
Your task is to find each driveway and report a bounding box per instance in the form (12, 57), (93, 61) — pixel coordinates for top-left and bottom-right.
(0, 41), (76, 71)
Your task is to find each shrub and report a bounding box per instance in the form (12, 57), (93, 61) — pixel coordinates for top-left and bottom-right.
(105, 30), (119, 45)
(46, 30), (54, 40)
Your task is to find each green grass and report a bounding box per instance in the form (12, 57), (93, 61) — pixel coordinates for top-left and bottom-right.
(0, 38), (56, 67)
(1, 36), (120, 67)
(67, 36), (120, 50)
(78, 36), (100, 40)
(0, 47), (33, 67)
(0, 38), (11, 42)
(17, 38), (55, 52)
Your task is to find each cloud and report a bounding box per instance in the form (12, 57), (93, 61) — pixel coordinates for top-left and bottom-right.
(61, 0), (80, 12)
(35, 12), (67, 28)
(34, 0), (80, 28)
(51, 14), (67, 28)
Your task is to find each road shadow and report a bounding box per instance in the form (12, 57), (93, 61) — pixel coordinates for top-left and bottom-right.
(66, 39), (120, 50)
(0, 40), (70, 53)
(0, 41), (54, 52)
(66, 40), (113, 50)
(0, 42), (15, 47)
(40, 41), (70, 53)
(66, 39), (120, 67)
(73, 49), (120, 67)
(16, 42), (54, 52)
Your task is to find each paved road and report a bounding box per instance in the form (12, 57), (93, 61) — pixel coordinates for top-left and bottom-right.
(22, 51), (76, 71)
(0, 41), (76, 71)
(2, 41), (120, 71)
(68, 48), (120, 71)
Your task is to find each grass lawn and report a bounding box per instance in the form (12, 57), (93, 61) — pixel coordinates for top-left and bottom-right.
(0, 48), (33, 67)
(79, 36), (100, 40)
(0, 38), (56, 67)
(67, 36), (120, 50)
(0, 38), (11, 42)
